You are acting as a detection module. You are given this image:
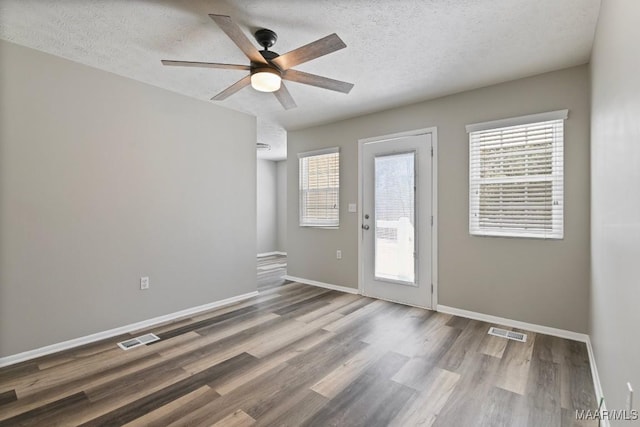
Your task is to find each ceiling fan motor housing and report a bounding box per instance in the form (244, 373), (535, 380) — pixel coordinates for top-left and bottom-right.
(251, 66), (281, 79)
(259, 50), (279, 61)
(252, 44), (281, 81)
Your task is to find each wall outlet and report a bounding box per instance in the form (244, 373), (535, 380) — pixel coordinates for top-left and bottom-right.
(336, 250), (342, 260)
(140, 276), (149, 290)
(628, 382), (634, 411)
(348, 203), (357, 213)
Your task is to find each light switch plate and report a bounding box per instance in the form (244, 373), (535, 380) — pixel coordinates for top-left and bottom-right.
(348, 203), (357, 213)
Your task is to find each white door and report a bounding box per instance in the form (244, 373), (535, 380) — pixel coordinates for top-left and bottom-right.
(361, 133), (433, 308)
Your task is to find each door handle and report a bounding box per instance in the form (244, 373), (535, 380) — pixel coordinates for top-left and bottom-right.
(362, 224), (370, 230)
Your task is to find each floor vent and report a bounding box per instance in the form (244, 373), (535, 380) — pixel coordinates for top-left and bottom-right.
(117, 333), (160, 350)
(488, 327), (527, 342)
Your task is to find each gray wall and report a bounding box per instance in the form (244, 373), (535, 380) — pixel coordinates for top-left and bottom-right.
(0, 41), (257, 357)
(257, 159), (278, 254)
(590, 0), (640, 416)
(276, 160), (287, 252)
(288, 65), (590, 333)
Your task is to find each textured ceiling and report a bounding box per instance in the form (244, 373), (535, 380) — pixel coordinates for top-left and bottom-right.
(0, 0), (601, 160)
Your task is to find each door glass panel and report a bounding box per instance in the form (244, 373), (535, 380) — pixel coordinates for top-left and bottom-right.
(374, 152), (416, 284)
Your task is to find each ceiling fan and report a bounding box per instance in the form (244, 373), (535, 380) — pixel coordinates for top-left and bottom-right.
(161, 14), (354, 110)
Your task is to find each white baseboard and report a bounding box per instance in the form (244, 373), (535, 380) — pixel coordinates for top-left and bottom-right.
(436, 304), (589, 342)
(257, 251), (287, 257)
(0, 291), (259, 368)
(585, 336), (609, 427)
(284, 275), (359, 295)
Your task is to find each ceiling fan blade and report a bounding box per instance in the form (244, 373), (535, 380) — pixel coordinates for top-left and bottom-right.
(211, 75), (252, 101)
(283, 69), (354, 94)
(273, 83), (297, 110)
(161, 60), (250, 71)
(271, 33), (346, 70)
(209, 14), (267, 65)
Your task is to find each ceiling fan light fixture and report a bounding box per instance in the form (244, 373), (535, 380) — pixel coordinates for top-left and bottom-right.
(251, 67), (281, 92)
(162, 15), (352, 109)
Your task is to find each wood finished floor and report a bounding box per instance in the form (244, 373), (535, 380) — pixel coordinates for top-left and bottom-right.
(0, 255), (597, 426)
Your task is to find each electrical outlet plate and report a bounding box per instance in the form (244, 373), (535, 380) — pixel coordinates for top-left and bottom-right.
(336, 250), (342, 259)
(140, 276), (149, 290)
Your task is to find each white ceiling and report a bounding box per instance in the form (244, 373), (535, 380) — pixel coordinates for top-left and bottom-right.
(0, 0), (601, 161)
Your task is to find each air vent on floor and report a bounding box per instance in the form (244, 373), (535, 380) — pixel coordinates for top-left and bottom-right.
(117, 333), (160, 350)
(137, 333), (160, 344)
(117, 338), (143, 351)
(488, 327), (527, 342)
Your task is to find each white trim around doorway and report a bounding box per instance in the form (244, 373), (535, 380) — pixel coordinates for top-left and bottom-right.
(357, 127), (438, 309)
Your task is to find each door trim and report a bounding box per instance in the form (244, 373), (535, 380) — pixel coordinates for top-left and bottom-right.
(357, 127), (438, 309)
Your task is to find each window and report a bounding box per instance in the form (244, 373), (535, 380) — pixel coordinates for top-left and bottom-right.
(467, 110), (567, 239)
(299, 147), (340, 227)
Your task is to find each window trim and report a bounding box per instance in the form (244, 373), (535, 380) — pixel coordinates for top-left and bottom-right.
(298, 147), (340, 228)
(465, 109), (568, 133)
(467, 110), (567, 239)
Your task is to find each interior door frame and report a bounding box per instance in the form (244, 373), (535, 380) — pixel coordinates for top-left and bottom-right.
(357, 127), (438, 309)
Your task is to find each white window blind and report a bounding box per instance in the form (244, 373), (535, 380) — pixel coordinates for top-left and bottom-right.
(299, 147), (340, 227)
(467, 110), (567, 239)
